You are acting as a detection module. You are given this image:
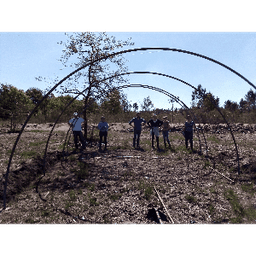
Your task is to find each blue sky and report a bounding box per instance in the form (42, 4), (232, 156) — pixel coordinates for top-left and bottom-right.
(1, 32), (256, 111)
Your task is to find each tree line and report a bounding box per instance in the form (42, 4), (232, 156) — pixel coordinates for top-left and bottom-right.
(190, 84), (256, 124)
(0, 83), (157, 131)
(1, 82), (256, 130)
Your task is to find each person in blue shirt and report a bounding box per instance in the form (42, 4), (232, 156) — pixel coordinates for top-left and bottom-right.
(184, 115), (194, 151)
(97, 116), (109, 151)
(147, 114), (163, 150)
(68, 112), (86, 151)
(129, 112), (146, 148)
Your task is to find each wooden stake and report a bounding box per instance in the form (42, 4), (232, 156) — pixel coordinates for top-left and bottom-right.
(154, 186), (175, 224)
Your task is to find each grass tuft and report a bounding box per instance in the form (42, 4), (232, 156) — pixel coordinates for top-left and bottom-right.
(21, 150), (38, 159)
(185, 194), (197, 204)
(241, 183), (255, 195)
(69, 190), (76, 201)
(76, 162), (89, 180)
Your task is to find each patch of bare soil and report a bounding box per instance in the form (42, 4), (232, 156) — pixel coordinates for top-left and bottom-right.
(0, 122), (256, 224)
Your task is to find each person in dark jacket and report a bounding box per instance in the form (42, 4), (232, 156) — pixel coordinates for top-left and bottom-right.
(161, 116), (171, 148)
(147, 114), (163, 150)
(97, 116), (109, 151)
(129, 112), (146, 148)
(184, 115), (194, 151)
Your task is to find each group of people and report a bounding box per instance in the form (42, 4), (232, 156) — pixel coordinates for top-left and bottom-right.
(68, 112), (194, 152)
(129, 112), (194, 151)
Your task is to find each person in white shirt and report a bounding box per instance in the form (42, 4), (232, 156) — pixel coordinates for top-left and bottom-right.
(68, 112), (86, 151)
(97, 116), (109, 151)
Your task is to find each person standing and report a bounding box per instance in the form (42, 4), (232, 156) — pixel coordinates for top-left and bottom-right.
(184, 115), (194, 151)
(129, 112), (146, 148)
(161, 116), (171, 148)
(147, 114), (163, 150)
(68, 112), (86, 151)
(97, 116), (109, 151)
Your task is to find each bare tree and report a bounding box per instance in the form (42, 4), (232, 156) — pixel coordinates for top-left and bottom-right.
(141, 96), (154, 112)
(58, 32), (134, 139)
(133, 102), (139, 112)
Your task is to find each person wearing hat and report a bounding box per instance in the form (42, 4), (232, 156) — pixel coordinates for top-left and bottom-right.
(129, 112), (146, 148)
(97, 116), (109, 151)
(68, 112), (86, 151)
(147, 114), (163, 150)
(184, 115), (194, 151)
(161, 116), (171, 148)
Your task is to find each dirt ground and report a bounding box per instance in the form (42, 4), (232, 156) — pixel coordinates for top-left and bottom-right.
(0, 122), (256, 224)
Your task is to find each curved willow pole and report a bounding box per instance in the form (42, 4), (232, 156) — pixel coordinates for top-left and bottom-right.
(3, 47), (253, 209)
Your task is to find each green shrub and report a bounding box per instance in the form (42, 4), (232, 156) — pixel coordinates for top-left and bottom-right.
(76, 162), (89, 180)
(185, 194), (197, 204)
(224, 189), (245, 223)
(241, 183), (255, 195)
(88, 183), (95, 192)
(89, 197), (99, 206)
(29, 141), (46, 147)
(208, 203), (215, 215)
(109, 193), (122, 201)
(64, 201), (74, 211)
(41, 209), (50, 217)
(25, 218), (39, 224)
(145, 186), (153, 200)
(21, 150), (38, 159)
(207, 135), (220, 144)
(203, 160), (211, 169)
(245, 206), (256, 221)
(69, 190), (76, 201)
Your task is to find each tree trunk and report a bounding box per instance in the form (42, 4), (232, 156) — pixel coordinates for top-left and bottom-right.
(171, 103), (173, 123)
(11, 115), (13, 132)
(83, 63), (93, 140)
(83, 102), (88, 140)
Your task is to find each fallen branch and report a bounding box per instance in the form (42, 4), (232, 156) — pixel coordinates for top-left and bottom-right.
(154, 208), (163, 224)
(115, 156), (141, 158)
(154, 186), (175, 224)
(210, 167), (235, 183)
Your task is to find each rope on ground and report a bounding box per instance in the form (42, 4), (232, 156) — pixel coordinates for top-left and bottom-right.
(154, 186), (175, 224)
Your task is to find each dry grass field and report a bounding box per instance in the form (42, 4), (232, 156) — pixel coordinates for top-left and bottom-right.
(0, 122), (256, 224)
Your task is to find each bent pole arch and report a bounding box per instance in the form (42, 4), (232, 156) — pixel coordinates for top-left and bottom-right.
(3, 47), (250, 209)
